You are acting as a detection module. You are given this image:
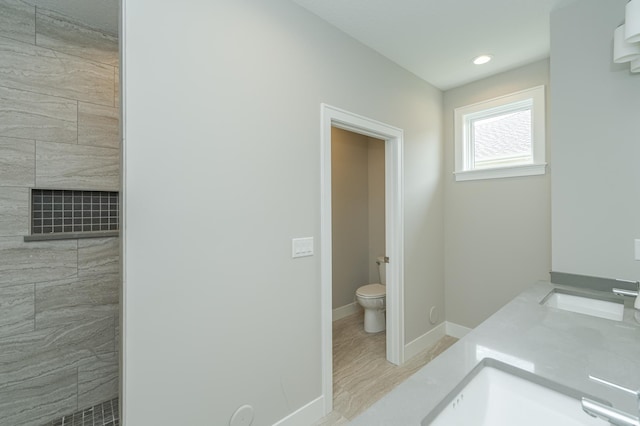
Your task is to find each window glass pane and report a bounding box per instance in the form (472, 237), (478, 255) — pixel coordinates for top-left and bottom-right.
(472, 109), (532, 167)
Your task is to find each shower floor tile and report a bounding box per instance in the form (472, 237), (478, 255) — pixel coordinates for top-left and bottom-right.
(45, 397), (119, 426)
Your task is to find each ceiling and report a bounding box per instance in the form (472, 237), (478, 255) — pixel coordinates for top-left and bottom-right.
(292, 0), (581, 90)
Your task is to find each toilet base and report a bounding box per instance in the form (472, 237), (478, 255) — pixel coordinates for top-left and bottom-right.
(363, 308), (385, 333)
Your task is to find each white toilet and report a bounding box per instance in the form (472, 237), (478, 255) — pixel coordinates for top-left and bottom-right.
(355, 256), (386, 333)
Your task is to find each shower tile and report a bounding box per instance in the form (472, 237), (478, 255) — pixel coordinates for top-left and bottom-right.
(0, 0), (35, 44)
(0, 367), (76, 426)
(78, 102), (119, 149)
(0, 85), (77, 143)
(0, 136), (35, 186)
(36, 8), (118, 66)
(46, 397), (120, 426)
(0, 237), (77, 287)
(35, 274), (118, 329)
(78, 237), (119, 276)
(114, 67), (119, 107)
(0, 316), (114, 389)
(0, 186), (29, 236)
(36, 142), (120, 191)
(0, 37), (114, 106)
(0, 283), (34, 338)
(78, 352), (119, 409)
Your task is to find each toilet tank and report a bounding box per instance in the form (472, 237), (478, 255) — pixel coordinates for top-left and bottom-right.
(376, 256), (387, 285)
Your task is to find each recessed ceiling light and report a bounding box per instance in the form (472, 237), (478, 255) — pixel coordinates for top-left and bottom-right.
(473, 55), (493, 65)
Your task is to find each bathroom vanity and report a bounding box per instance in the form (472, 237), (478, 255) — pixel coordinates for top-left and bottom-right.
(350, 281), (640, 425)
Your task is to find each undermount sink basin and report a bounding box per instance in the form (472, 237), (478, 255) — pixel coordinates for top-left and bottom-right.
(541, 288), (624, 321)
(422, 358), (609, 426)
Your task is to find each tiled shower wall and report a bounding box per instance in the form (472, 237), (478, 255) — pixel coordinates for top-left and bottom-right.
(0, 2), (120, 425)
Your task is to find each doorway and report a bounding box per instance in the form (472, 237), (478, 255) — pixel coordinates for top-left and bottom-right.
(320, 104), (405, 415)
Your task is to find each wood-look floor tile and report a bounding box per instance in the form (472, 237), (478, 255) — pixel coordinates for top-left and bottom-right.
(315, 313), (458, 424)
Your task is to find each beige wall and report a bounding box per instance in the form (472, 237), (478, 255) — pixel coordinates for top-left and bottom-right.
(0, 4), (119, 425)
(122, 0), (443, 424)
(368, 137), (386, 283)
(444, 59), (551, 328)
(331, 128), (385, 309)
(331, 128), (369, 308)
(551, 0), (640, 281)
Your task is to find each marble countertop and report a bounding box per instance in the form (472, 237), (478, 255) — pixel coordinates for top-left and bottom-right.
(351, 281), (640, 425)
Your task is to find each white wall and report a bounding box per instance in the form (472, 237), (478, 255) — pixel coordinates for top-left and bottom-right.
(121, 0), (443, 424)
(551, 0), (640, 281)
(444, 60), (551, 328)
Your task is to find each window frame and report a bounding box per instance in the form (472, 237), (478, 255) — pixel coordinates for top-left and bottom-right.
(454, 85), (546, 182)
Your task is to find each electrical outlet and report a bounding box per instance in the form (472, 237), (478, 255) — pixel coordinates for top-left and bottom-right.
(635, 239), (640, 261)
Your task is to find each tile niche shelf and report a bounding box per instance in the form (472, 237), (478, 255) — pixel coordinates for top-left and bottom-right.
(25, 189), (119, 242)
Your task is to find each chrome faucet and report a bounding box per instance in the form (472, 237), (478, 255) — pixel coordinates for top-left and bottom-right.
(612, 279), (640, 310)
(582, 375), (640, 426)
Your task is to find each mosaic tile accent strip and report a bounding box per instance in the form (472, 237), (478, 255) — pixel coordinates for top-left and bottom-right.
(45, 397), (119, 426)
(32, 189), (118, 235)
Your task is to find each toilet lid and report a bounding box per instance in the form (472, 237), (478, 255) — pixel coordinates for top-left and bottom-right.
(356, 283), (385, 297)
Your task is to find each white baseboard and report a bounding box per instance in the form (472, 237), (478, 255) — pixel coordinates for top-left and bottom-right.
(272, 395), (325, 426)
(332, 302), (362, 321)
(404, 322), (446, 361)
(445, 321), (472, 339)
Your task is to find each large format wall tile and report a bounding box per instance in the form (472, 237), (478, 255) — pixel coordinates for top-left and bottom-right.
(0, 186), (29, 236)
(0, 316), (114, 388)
(0, 368), (77, 426)
(78, 237), (119, 276)
(78, 101), (119, 149)
(36, 142), (120, 191)
(36, 8), (118, 66)
(115, 67), (119, 107)
(0, 85), (77, 143)
(78, 352), (118, 408)
(0, 136), (34, 186)
(0, 37), (114, 106)
(0, 237), (77, 287)
(0, 283), (34, 338)
(0, 0), (35, 44)
(35, 274), (118, 329)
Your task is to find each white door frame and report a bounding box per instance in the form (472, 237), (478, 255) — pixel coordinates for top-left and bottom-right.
(320, 104), (405, 414)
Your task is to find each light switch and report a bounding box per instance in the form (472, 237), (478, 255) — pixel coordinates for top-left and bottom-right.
(635, 239), (640, 261)
(292, 237), (314, 258)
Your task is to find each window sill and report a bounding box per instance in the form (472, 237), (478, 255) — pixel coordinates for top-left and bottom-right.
(454, 163), (547, 182)
(24, 230), (119, 242)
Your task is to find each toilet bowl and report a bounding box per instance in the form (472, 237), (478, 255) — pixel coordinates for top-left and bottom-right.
(355, 257), (386, 333)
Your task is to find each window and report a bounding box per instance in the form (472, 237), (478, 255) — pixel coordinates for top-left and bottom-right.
(454, 86), (546, 181)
